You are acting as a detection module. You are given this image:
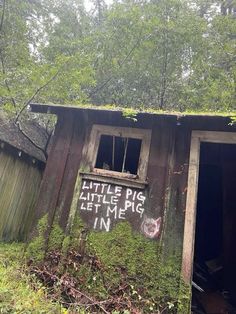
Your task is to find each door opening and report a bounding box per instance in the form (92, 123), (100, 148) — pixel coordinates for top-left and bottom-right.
(192, 142), (236, 314)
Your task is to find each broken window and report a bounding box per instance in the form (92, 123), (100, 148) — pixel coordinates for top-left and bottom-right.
(95, 135), (142, 175)
(86, 125), (151, 181)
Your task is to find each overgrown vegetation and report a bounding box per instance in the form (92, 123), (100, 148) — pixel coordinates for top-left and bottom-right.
(0, 243), (65, 313)
(26, 216), (190, 313)
(0, 0), (235, 115)
(1, 0), (232, 311)
(0, 0), (235, 156)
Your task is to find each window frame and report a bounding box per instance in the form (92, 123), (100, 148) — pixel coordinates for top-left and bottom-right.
(86, 124), (152, 182)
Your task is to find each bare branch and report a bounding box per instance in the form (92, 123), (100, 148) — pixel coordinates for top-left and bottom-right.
(43, 128), (53, 158)
(0, 51), (17, 108)
(15, 66), (63, 123)
(0, 0), (6, 33)
(89, 31), (148, 98)
(0, 50), (49, 159)
(31, 267), (110, 314)
(15, 120), (48, 160)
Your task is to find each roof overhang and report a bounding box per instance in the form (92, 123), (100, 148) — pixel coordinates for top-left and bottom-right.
(30, 103), (234, 120)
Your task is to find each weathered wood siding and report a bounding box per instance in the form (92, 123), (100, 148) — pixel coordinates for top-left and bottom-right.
(0, 148), (43, 241)
(31, 106), (235, 267)
(32, 111), (178, 242)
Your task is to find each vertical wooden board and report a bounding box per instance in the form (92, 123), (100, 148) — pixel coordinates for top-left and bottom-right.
(181, 135), (200, 283)
(21, 166), (42, 239)
(147, 119), (175, 223)
(9, 162), (41, 240)
(181, 131), (236, 285)
(57, 113), (86, 230)
(162, 126), (192, 258)
(1, 159), (28, 240)
(32, 112), (75, 230)
(14, 163), (32, 238)
(65, 118), (97, 231)
(0, 154), (17, 238)
(0, 151), (9, 179)
(0, 150), (43, 241)
(1, 171), (16, 233)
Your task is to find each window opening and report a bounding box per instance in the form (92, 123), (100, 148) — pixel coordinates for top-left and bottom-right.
(95, 135), (142, 175)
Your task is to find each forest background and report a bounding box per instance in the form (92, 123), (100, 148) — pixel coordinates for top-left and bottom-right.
(0, 2), (235, 311)
(0, 0), (235, 122)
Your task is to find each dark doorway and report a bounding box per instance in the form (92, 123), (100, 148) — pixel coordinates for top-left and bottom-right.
(192, 142), (236, 314)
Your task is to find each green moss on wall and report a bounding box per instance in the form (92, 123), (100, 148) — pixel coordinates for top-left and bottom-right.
(26, 214), (65, 262)
(67, 219), (189, 312)
(88, 222), (159, 284)
(47, 221), (64, 252)
(177, 278), (191, 313)
(26, 214), (48, 262)
(27, 213), (190, 312)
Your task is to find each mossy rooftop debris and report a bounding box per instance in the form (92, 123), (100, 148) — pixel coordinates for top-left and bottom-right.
(30, 102), (235, 119)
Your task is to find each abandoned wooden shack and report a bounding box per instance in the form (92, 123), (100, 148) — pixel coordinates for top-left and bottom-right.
(30, 103), (236, 312)
(0, 111), (46, 241)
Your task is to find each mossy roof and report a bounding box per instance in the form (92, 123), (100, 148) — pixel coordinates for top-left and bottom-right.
(30, 102), (235, 119)
(0, 110), (47, 162)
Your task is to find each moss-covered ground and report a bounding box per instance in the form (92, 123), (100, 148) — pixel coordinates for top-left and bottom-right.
(25, 216), (190, 313)
(0, 243), (66, 314)
(2, 216), (190, 313)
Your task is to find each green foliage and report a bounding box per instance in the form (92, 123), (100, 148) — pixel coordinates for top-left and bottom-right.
(88, 222), (158, 278)
(26, 214), (66, 262)
(47, 221), (65, 252)
(23, 213), (189, 312)
(177, 279), (191, 313)
(230, 115), (236, 125)
(26, 214), (48, 262)
(61, 235), (71, 255)
(1, 0), (235, 117)
(0, 0), (95, 123)
(64, 220), (189, 313)
(0, 243), (65, 313)
(122, 108), (137, 121)
(67, 214), (86, 250)
(87, 0), (236, 111)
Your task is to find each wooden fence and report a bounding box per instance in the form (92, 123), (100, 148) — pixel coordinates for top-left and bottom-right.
(0, 149), (42, 241)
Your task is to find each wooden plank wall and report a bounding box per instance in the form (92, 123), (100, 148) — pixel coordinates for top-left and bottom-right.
(33, 111), (233, 253)
(0, 149), (42, 241)
(146, 118), (176, 231)
(52, 113), (178, 239)
(32, 112), (75, 233)
(33, 111), (181, 240)
(57, 112), (87, 230)
(30, 109), (236, 300)
(31, 110), (199, 264)
(162, 126), (191, 258)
